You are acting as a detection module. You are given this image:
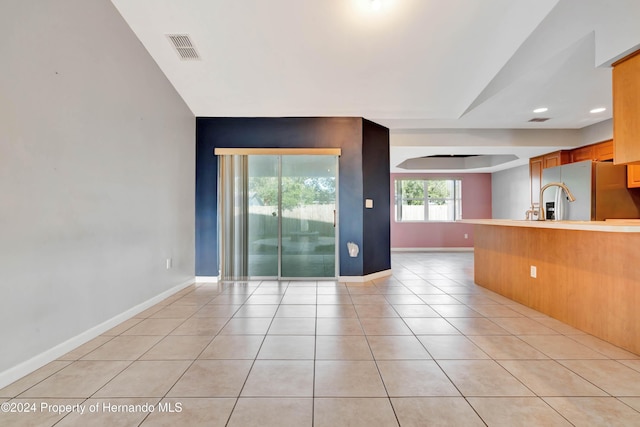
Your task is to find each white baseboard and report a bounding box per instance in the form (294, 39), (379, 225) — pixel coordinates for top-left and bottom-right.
(339, 269), (392, 283)
(196, 276), (219, 283)
(0, 278), (195, 390)
(391, 247), (474, 252)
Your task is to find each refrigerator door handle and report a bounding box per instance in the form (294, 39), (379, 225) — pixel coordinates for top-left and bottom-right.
(555, 187), (563, 221)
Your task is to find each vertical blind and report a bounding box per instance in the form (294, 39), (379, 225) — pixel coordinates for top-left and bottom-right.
(218, 155), (249, 279)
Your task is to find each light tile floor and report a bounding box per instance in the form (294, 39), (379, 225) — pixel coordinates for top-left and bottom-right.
(2, 252), (640, 426)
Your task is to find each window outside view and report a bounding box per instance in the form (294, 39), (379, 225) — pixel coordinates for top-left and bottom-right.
(395, 179), (462, 222)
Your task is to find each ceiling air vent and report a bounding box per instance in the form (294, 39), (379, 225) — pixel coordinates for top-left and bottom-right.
(528, 117), (550, 122)
(166, 34), (200, 60)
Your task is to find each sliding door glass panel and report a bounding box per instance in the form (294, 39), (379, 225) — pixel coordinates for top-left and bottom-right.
(247, 155), (279, 276)
(281, 155), (336, 278)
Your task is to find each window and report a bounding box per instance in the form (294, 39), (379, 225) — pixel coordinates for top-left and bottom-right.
(394, 178), (462, 222)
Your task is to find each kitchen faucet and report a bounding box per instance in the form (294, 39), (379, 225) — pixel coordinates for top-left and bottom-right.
(538, 182), (576, 221)
(525, 204), (539, 220)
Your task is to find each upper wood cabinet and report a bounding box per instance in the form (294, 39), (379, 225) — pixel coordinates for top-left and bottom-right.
(570, 145), (594, 163)
(530, 156), (543, 206)
(628, 165), (640, 188)
(613, 50), (640, 165)
(594, 139), (614, 161)
(570, 140), (613, 163)
(529, 151), (569, 206)
(543, 150), (570, 169)
(529, 142), (616, 205)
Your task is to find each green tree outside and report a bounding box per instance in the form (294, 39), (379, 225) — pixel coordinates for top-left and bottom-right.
(249, 177), (335, 211)
(399, 179), (450, 205)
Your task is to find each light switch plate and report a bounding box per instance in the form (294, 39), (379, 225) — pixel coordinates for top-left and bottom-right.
(365, 199), (373, 208)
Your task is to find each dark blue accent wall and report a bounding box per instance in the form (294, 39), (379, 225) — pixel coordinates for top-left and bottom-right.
(195, 117), (389, 278)
(362, 119), (392, 275)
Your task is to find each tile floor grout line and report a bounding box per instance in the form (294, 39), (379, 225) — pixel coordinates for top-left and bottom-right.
(134, 279), (257, 426)
(311, 286), (318, 427)
(4, 253), (640, 425)
(6, 360), (85, 400)
(461, 396), (490, 427)
(72, 283), (232, 426)
(223, 279), (290, 426)
(359, 298), (403, 427)
(616, 396), (640, 415)
(391, 268), (544, 423)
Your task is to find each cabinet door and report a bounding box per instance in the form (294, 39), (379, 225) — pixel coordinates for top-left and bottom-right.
(544, 155), (560, 168)
(628, 165), (640, 188)
(594, 140), (614, 161)
(530, 156), (543, 206)
(571, 146), (594, 162)
(613, 51), (640, 164)
(543, 151), (569, 168)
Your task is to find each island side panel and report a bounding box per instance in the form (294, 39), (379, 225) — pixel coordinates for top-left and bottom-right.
(473, 224), (640, 355)
(474, 224), (531, 305)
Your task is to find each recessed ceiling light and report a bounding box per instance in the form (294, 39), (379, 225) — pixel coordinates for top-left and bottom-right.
(371, 0), (382, 10)
(533, 107), (548, 113)
(590, 107), (606, 114)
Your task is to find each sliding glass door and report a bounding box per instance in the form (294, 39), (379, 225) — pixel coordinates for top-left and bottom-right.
(220, 153), (337, 279)
(280, 155), (336, 277)
(247, 155), (279, 277)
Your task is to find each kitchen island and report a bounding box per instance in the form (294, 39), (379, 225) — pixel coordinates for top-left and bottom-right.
(463, 219), (640, 355)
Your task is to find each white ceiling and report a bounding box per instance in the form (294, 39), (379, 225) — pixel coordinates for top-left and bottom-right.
(110, 0), (640, 172)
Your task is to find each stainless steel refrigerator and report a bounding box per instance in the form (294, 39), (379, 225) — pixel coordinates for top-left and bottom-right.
(541, 160), (640, 221)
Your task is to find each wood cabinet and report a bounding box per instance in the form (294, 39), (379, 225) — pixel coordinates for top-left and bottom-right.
(529, 151), (569, 206)
(570, 145), (594, 163)
(530, 156), (543, 207)
(530, 141), (620, 203)
(613, 50), (640, 165)
(543, 150), (570, 168)
(569, 140), (613, 163)
(628, 165), (640, 188)
(473, 223), (640, 355)
(594, 140), (614, 161)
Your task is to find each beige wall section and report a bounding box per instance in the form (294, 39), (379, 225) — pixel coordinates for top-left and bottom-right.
(0, 0), (195, 380)
(491, 164), (531, 219)
(579, 118), (613, 146)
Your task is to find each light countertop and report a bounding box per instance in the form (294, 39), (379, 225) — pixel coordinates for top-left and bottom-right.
(460, 219), (640, 233)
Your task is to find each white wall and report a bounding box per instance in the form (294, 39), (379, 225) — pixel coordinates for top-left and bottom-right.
(579, 118), (612, 145)
(491, 164), (531, 219)
(0, 0), (195, 383)
(593, 0), (640, 65)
